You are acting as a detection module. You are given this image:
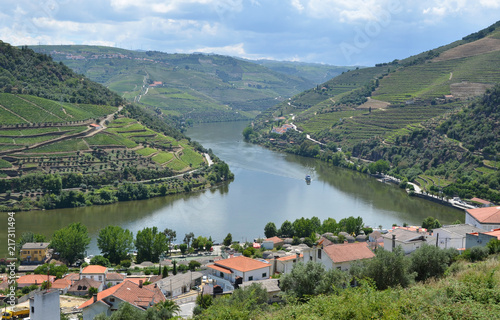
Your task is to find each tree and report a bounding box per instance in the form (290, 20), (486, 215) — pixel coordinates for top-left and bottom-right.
(184, 232), (195, 248)
(242, 126), (254, 140)
(223, 233), (232, 246)
(154, 299), (181, 319)
(17, 231), (46, 253)
(90, 255), (110, 267)
(88, 286), (98, 296)
(338, 216), (364, 235)
(264, 222), (277, 238)
(279, 220), (294, 238)
(487, 238), (500, 254)
(162, 266), (168, 278)
(34, 263), (68, 279)
(50, 222), (90, 265)
(172, 260), (177, 275)
(163, 228), (176, 254)
(179, 243), (188, 255)
(135, 226), (168, 263)
(410, 244), (457, 282)
(422, 216), (442, 231)
(205, 240), (213, 252)
(189, 260), (201, 271)
(97, 226), (134, 265)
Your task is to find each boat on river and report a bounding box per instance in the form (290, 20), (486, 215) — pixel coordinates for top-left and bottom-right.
(305, 175), (311, 184)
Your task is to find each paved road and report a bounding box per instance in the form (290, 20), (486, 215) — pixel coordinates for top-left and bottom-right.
(179, 301), (196, 318)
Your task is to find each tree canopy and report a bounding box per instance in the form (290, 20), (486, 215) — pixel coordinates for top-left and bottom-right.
(50, 222), (90, 265)
(135, 226), (168, 263)
(97, 225), (134, 265)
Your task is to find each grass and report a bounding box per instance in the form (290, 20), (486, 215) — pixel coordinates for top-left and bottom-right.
(151, 152), (174, 164)
(0, 93), (62, 123)
(27, 138), (89, 153)
(135, 147), (157, 157)
(0, 159), (12, 168)
(180, 149), (205, 167)
(0, 107), (28, 125)
(165, 158), (188, 171)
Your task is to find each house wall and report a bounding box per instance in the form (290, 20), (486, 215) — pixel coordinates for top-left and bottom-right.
(81, 273), (106, 283)
(261, 241), (274, 250)
(275, 258), (299, 274)
(82, 302), (110, 320)
(20, 248), (47, 263)
(465, 233), (496, 249)
(383, 239), (424, 254)
(433, 230), (465, 249)
(466, 213), (500, 231)
(30, 290), (60, 320)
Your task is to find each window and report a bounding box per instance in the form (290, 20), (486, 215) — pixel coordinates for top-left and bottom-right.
(220, 272), (223, 277)
(31, 306), (34, 314)
(248, 276), (253, 281)
(317, 249), (322, 259)
(99, 276), (102, 281)
(262, 273), (267, 278)
(110, 298), (115, 302)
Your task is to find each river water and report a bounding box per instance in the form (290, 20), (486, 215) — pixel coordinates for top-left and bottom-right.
(0, 121), (463, 257)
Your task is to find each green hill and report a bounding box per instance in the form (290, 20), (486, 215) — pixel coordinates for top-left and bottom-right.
(0, 41), (231, 211)
(248, 21), (500, 203)
(30, 45), (326, 123)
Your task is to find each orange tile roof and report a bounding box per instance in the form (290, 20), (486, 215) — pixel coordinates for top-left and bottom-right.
(79, 280), (164, 310)
(467, 207), (500, 223)
(106, 272), (125, 281)
(483, 228), (500, 240)
(51, 278), (72, 289)
(63, 273), (80, 282)
(323, 242), (375, 263)
(68, 278), (101, 292)
(81, 265), (107, 274)
(264, 236), (283, 244)
(125, 277), (149, 285)
(207, 264), (233, 274)
(17, 274), (55, 285)
(213, 256), (270, 273)
(471, 198), (491, 205)
(277, 254), (302, 261)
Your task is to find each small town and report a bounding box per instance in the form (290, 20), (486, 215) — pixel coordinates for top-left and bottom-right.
(1, 202), (500, 319)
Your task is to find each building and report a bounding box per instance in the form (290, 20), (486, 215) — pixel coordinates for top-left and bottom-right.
(466, 228), (500, 249)
(382, 228), (435, 254)
(465, 207), (500, 231)
(105, 272), (126, 287)
(470, 197), (493, 207)
(154, 271), (203, 298)
(273, 253), (303, 274)
(207, 256), (271, 283)
(17, 274), (55, 288)
(80, 265), (108, 283)
(432, 224), (486, 249)
(29, 289), (60, 320)
(303, 242), (375, 271)
(240, 278), (281, 303)
(67, 278), (103, 296)
(261, 236), (284, 250)
(20, 242), (50, 264)
(79, 280), (165, 320)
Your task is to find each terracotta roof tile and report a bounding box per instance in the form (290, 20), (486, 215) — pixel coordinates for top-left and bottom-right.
(68, 278), (101, 292)
(81, 265), (107, 274)
(323, 242), (375, 263)
(467, 207), (500, 224)
(277, 254), (302, 261)
(17, 274), (55, 285)
(213, 256), (270, 273)
(264, 236), (283, 244)
(106, 272), (125, 281)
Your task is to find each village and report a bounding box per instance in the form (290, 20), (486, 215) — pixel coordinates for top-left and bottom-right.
(1, 203), (500, 319)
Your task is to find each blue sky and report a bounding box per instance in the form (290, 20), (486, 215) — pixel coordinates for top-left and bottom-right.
(1, 0), (500, 66)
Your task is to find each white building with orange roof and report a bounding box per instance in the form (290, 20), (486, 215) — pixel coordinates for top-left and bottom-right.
(304, 242), (375, 271)
(79, 280), (165, 320)
(207, 256), (271, 283)
(466, 207), (500, 231)
(80, 265), (107, 283)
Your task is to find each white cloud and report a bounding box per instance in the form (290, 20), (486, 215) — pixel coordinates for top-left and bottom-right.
(291, 0), (305, 12)
(191, 42), (246, 55)
(479, 0), (500, 8)
(303, 0), (402, 22)
(83, 40), (116, 47)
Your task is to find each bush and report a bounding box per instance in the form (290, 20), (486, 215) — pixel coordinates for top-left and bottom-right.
(120, 259), (131, 268)
(463, 246), (490, 262)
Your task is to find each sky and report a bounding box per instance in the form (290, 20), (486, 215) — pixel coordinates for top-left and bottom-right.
(1, 0), (500, 66)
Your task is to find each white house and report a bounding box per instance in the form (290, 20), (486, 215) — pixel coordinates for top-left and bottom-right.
(261, 236), (284, 250)
(303, 242), (375, 271)
(154, 271), (203, 298)
(273, 253), (303, 274)
(465, 207), (500, 231)
(79, 280), (165, 320)
(207, 256), (271, 283)
(240, 278), (281, 303)
(29, 289), (60, 320)
(80, 265), (107, 283)
(432, 224), (486, 249)
(382, 228), (435, 254)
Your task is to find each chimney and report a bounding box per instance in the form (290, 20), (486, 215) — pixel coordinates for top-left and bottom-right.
(139, 280), (143, 288)
(392, 234), (396, 250)
(93, 294), (97, 303)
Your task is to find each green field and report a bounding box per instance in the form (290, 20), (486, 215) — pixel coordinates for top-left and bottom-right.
(135, 147), (157, 157)
(26, 138), (89, 153)
(165, 158), (189, 171)
(180, 148), (205, 166)
(152, 151), (174, 164)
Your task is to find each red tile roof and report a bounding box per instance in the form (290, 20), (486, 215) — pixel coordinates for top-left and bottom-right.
(264, 236), (283, 244)
(471, 198), (492, 205)
(51, 278), (72, 289)
(81, 265), (107, 274)
(106, 272), (125, 281)
(17, 274), (55, 286)
(213, 256), (270, 273)
(467, 207), (500, 223)
(68, 278), (101, 292)
(323, 242), (375, 263)
(125, 277), (149, 285)
(482, 228), (500, 240)
(277, 254), (302, 261)
(207, 264), (233, 274)
(79, 280), (165, 310)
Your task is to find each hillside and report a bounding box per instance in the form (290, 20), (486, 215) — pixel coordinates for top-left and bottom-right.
(0, 42), (232, 211)
(30, 45), (324, 123)
(248, 21), (500, 203)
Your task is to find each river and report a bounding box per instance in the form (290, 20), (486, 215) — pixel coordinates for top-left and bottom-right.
(0, 121), (463, 257)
